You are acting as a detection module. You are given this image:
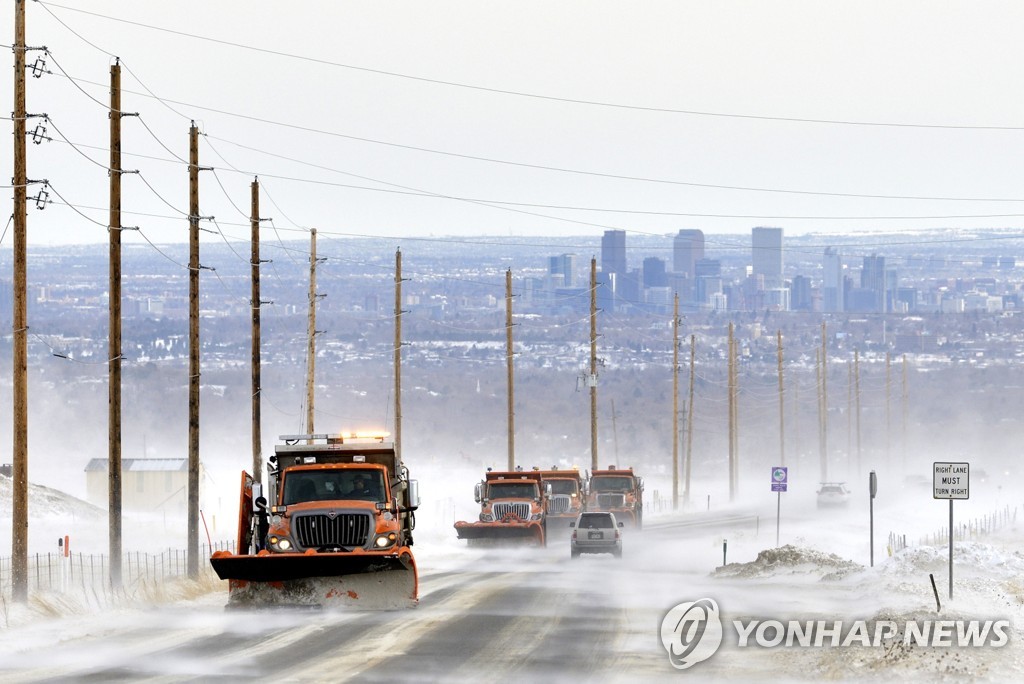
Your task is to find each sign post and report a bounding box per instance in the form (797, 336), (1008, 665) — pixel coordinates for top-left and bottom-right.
(933, 461), (969, 600)
(869, 471), (877, 567)
(771, 467), (788, 547)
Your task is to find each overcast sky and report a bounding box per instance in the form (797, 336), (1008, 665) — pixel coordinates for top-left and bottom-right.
(4, 1), (1024, 247)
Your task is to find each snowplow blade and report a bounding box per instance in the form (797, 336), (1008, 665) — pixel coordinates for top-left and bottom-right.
(210, 548), (417, 609)
(454, 521), (546, 547)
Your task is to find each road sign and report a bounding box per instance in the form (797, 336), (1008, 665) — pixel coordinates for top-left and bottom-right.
(933, 462), (969, 500)
(771, 467), (788, 546)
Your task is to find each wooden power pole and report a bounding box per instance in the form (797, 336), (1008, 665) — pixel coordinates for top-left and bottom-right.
(250, 178), (262, 482)
(505, 269), (515, 470)
(394, 249), (403, 458)
(187, 122), (200, 578)
(108, 61), (124, 590)
(819, 322), (828, 483)
(305, 229), (319, 436)
(728, 322), (736, 502)
(589, 257), (598, 470)
(685, 334), (695, 506)
(902, 354), (908, 471)
(11, 0), (29, 602)
(855, 348), (862, 475)
(672, 293), (679, 510)
(777, 329), (784, 467)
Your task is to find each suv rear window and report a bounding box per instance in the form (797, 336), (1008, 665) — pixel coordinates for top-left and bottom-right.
(578, 513), (613, 529)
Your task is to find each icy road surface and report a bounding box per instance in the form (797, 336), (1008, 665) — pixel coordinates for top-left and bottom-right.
(2, 505), (1023, 682)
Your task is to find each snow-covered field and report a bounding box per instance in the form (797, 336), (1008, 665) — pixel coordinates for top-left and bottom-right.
(1, 465), (1022, 681)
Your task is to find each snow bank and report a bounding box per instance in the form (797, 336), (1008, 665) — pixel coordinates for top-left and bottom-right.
(714, 544), (865, 581)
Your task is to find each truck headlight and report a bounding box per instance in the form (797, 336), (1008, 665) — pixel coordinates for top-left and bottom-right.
(480, 513), (494, 522)
(373, 533), (398, 549)
(531, 513), (542, 521)
(268, 536), (292, 551)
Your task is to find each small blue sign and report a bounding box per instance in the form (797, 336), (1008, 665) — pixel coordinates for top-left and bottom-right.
(771, 482), (788, 492)
(771, 466), (788, 484)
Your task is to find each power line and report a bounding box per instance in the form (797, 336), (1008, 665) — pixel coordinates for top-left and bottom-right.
(35, 0), (1024, 131)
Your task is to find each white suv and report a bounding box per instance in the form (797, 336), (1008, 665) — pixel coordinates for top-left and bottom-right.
(570, 512), (623, 558)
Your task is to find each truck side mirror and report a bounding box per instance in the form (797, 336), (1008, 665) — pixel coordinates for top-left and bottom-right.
(474, 482), (483, 504)
(544, 483), (552, 498)
(408, 480), (421, 509)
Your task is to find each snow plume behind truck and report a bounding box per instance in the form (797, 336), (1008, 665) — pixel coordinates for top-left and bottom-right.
(534, 467), (585, 531)
(210, 433), (420, 608)
(586, 466), (644, 529)
(454, 469), (548, 546)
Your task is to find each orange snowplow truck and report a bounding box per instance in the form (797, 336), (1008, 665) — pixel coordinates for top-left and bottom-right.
(210, 433), (420, 608)
(454, 470), (548, 546)
(535, 467), (585, 531)
(587, 466), (644, 529)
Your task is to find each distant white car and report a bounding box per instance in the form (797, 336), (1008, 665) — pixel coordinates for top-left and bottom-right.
(816, 482), (851, 508)
(570, 511), (623, 558)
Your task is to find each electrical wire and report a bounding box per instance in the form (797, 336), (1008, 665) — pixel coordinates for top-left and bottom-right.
(35, 0), (1024, 131)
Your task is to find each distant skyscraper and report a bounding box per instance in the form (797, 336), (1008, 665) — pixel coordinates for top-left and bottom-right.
(642, 257), (668, 288)
(601, 230), (627, 280)
(861, 254), (887, 312)
(822, 247), (844, 312)
(673, 229), (705, 277)
(548, 253), (578, 288)
(751, 227), (784, 288)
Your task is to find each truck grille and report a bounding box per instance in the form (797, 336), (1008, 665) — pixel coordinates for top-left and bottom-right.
(597, 493), (625, 509)
(548, 495), (571, 514)
(493, 502), (531, 520)
(294, 513), (371, 549)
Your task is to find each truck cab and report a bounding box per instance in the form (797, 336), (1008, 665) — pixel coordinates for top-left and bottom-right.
(534, 467), (585, 530)
(586, 466), (644, 529)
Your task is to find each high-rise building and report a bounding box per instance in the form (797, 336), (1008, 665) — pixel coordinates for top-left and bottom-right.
(601, 230), (627, 280)
(642, 257), (668, 288)
(751, 227), (784, 288)
(548, 253), (578, 288)
(822, 247), (844, 312)
(861, 254), (887, 312)
(673, 229), (705, 277)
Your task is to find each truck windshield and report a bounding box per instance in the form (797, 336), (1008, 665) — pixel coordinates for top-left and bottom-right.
(547, 479), (579, 496)
(282, 469), (386, 504)
(591, 476), (633, 492)
(487, 482), (537, 499)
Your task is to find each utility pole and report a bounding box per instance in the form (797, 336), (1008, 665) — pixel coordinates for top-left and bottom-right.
(187, 122), (200, 579)
(505, 269), (515, 471)
(848, 360), (854, 477)
(394, 249), (403, 459)
(305, 229), (318, 436)
(11, 0), (29, 602)
(685, 334), (695, 506)
(728, 322), (736, 502)
(902, 354), (908, 472)
(108, 60), (123, 590)
(250, 178), (262, 482)
(589, 257), (598, 470)
(855, 349), (862, 475)
(886, 352), (892, 464)
(776, 329), (784, 467)
(820, 322), (828, 483)
(611, 399), (619, 463)
(672, 293), (679, 510)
